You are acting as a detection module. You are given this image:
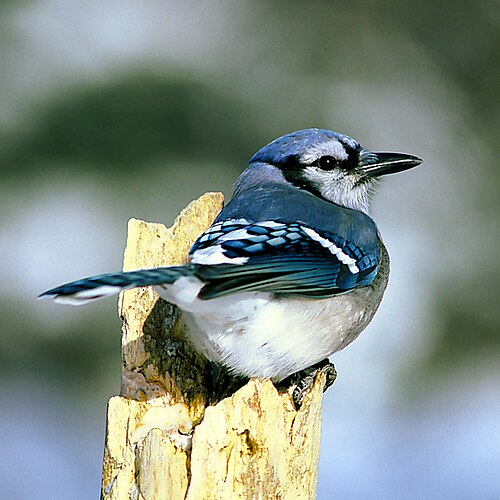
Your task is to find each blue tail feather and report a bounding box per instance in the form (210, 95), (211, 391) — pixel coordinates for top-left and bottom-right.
(39, 266), (191, 305)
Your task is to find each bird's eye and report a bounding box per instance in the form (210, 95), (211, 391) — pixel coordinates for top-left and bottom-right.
(316, 156), (338, 171)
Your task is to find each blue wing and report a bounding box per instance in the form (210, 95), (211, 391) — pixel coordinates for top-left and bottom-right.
(189, 219), (379, 299)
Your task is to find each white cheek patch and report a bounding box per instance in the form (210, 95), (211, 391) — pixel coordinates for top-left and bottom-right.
(300, 139), (348, 164)
(301, 166), (372, 215)
(301, 226), (360, 274)
(302, 165), (342, 186)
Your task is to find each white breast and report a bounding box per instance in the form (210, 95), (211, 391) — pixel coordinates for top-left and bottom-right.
(154, 244), (389, 381)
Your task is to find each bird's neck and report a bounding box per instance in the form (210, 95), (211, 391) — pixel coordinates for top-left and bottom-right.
(235, 162), (374, 216)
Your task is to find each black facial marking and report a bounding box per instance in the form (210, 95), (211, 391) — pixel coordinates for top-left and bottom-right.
(270, 140), (365, 203)
(275, 154), (330, 201)
(336, 140), (360, 171)
(306, 142), (360, 173)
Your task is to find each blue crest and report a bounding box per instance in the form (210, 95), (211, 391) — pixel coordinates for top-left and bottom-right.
(249, 128), (360, 165)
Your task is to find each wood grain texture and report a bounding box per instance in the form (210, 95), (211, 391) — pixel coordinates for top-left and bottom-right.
(101, 192), (326, 500)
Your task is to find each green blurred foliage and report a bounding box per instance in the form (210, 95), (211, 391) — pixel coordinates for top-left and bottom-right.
(388, 0), (499, 139)
(1, 74), (261, 176)
(432, 289), (499, 364)
(392, 0), (500, 371)
(0, 301), (120, 393)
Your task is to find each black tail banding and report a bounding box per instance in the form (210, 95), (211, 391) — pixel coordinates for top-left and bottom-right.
(39, 266), (191, 305)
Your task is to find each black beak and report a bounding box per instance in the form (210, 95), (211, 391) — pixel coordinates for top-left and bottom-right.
(359, 151), (422, 178)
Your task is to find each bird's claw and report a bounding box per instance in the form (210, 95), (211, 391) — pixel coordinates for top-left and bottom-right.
(278, 359), (337, 409)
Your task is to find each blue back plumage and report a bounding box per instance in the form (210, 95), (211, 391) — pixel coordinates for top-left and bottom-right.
(217, 178), (380, 259)
(189, 173), (380, 299)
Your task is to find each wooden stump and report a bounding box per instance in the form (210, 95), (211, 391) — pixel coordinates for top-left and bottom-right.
(100, 192), (327, 499)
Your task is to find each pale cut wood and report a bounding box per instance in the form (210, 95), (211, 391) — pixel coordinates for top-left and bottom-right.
(101, 192), (327, 500)
(187, 377), (326, 499)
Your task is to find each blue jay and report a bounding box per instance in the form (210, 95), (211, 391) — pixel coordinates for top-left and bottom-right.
(40, 128), (421, 383)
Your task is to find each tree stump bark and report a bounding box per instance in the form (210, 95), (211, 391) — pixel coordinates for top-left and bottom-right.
(100, 192), (327, 499)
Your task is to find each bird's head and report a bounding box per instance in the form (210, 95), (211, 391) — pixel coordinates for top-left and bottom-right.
(247, 128), (422, 214)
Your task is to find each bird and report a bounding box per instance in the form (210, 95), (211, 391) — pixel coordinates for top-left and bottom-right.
(39, 128), (421, 384)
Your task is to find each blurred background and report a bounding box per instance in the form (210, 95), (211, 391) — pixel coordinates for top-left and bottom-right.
(1, 0), (499, 498)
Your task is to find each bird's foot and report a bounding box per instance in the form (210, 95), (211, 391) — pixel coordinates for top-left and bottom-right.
(277, 359), (337, 409)
(206, 361), (248, 404)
